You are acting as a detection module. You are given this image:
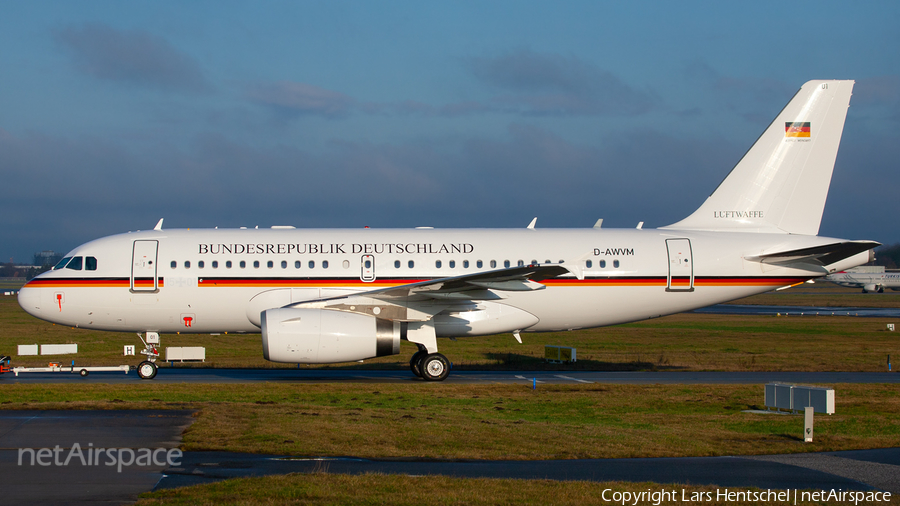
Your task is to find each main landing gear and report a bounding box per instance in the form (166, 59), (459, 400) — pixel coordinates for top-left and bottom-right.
(409, 346), (450, 381)
(136, 332), (160, 380)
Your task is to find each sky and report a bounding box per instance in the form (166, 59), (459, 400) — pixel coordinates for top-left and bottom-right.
(1, 1), (899, 263)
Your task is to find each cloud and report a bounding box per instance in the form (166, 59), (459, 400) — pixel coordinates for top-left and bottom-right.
(465, 49), (657, 116)
(681, 61), (797, 123)
(244, 81), (356, 118)
(54, 23), (211, 93)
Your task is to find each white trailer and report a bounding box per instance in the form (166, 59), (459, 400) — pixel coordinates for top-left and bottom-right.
(5, 360), (133, 377)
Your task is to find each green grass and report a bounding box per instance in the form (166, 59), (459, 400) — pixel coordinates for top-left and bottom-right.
(3, 383), (898, 460)
(3, 293), (900, 371)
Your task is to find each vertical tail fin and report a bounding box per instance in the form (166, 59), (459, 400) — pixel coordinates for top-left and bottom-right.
(663, 80), (854, 235)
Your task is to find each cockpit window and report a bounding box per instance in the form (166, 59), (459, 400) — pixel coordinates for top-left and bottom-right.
(66, 256), (83, 271)
(85, 257), (97, 271)
(54, 257), (72, 270)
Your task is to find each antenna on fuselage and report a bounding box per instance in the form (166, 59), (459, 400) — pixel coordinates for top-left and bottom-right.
(154, 219), (164, 231)
(526, 217), (537, 230)
(593, 219), (603, 229)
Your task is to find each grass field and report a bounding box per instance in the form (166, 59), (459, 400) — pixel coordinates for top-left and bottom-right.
(3, 284), (900, 371)
(3, 281), (900, 504)
(3, 383), (899, 460)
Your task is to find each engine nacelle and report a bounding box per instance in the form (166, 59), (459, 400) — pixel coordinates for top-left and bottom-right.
(862, 284), (884, 293)
(262, 308), (400, 363)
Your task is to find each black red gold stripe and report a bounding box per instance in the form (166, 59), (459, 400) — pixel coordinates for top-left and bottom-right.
(24, 278), (165, 288)
(24, 275), (812, 289)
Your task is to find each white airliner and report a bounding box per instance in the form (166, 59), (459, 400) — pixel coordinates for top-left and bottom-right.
(825, 266), (900, 293)
(17, 80), (878, 381)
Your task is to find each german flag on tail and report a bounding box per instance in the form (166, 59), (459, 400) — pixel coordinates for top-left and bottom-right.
(785, 121), (811, 137)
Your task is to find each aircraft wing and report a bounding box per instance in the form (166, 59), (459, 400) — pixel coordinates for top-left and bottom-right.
(368, 264), (570, 300)
(285, 264), (571, 321)
(748, 240), (880, 267)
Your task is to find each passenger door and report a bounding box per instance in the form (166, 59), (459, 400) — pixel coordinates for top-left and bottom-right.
(666, 238), (694, 292)
(131, 240), (159, 292)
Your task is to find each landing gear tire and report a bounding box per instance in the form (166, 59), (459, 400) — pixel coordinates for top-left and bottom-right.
(420, 353), (450, 382)
(79, 369), (89, 377)
(410, 350), (427, 378)
(137, 361), (158, 380)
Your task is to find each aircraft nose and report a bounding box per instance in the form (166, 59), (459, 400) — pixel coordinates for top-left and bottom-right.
(17, 285), (42, 318)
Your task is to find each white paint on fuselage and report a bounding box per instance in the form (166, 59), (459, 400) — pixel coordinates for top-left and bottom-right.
(18, 227), (866, 336)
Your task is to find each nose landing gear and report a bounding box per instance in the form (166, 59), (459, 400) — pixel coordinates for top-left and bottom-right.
(136, 332), (160, 380)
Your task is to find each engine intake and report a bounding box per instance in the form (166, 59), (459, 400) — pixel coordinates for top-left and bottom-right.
(262, 308), (400, 363)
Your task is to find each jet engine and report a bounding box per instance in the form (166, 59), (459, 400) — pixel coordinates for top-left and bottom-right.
(262, 308), (400, 363)
(862, 284), (884, 293)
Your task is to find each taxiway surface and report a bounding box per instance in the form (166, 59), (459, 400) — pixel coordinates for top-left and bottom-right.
(2, 368), (898, 384)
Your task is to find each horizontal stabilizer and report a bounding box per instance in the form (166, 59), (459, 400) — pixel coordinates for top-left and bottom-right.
(747, 241), (880, 267)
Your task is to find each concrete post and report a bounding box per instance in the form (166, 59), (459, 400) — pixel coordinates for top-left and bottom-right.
(804, 406), (814, 443)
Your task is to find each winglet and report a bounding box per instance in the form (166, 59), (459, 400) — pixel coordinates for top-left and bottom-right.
(153, 219), (164, 231)
(527, 217), (537, 230)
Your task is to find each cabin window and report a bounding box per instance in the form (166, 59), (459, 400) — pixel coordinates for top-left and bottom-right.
(281, 261), (287, 269)
(323, 260), (329, 269)
(449, 260), (455, 268)
(198, 261), (205, 269)
(343, 260), (350, 269)
(267, 260), (273, 268)
(408, 260), (415, 268)
(517, 260), (524, 267)
(309, 261), (315, 268)
(435, 260), (442, 268)
(490, 260), (497, 268)
(586, 260), (592, 268)
(463, 260), (469, 268)
(613, 260), (620, 268)
(544, 259), (551, 264)
(170, 261), (177, 269)
(253, 261), (260, 268)
(226, 261), (232, 268)
(531, 260), (537, 265)
(296, 261), (302, 269)
(394, 260), (401, 268)
(212, 261), (218, 268)
(477, 260), (483, 268)
(599, 260), (606, 268)
(504, 260), (510, 268)
(54, 257), (72, 270)
(184, 261), (191, 269)
(240, 260), (246, 268)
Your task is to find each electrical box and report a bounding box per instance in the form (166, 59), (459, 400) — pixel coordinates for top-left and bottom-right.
(544, 345), (577, 363)
(765, 383), (834, 415)
(166, 347), (206, 362)
(40, 344), (78, 355)
(18, 344), (38, 356)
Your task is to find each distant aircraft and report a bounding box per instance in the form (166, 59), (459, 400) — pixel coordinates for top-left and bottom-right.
(825, 267), (900, 293)
(17, 80), (877, 381)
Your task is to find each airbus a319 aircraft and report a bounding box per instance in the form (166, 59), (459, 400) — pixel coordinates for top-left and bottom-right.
(18, 80), (878, 381)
